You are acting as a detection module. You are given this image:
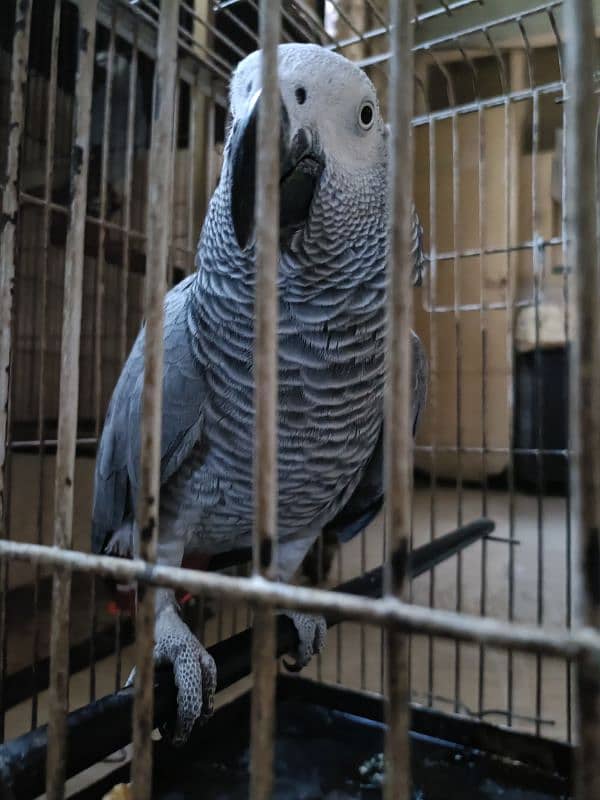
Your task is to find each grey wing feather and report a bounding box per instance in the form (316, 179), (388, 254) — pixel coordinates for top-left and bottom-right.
(326, 331), (427, 544)
(411, 205), (426, 288)
(92, 274), (205, 553)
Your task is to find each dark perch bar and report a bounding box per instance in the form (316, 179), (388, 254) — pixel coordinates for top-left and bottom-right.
(0, 518), (494, 799)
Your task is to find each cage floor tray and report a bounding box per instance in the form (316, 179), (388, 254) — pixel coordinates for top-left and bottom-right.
(145, 678), (572, 800)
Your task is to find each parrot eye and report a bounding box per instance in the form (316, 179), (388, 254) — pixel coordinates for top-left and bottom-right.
(358, 100), (375, 131)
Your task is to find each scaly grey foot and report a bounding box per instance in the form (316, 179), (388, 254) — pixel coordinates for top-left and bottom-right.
(282, 611), (327, 673)
(127, 603), (216, 745)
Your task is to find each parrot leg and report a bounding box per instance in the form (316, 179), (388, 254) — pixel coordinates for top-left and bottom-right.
(282, 610), (327, 673)
(154, 588), (217, 743)
(105, 522), (134, 557)
(126, 587), (216, 745)
(127, 537), (216, 745)
(276, 531), (328, 672)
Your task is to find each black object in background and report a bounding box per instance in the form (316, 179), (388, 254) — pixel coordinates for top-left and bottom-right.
(514, 347), (569, 494)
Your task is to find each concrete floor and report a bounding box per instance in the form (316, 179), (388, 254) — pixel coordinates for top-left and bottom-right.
(2, 484), (575, 796)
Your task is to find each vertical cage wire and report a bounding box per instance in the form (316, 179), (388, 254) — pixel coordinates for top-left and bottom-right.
(450, 76), (464, 717)
(31, 0), (62, 732)
(407, 5), (572, 735)
(426, 111), (438, 713)
(112, 13), (141, 694)
(505, 55), (518, 731)
(558, 23), (573, 745)
(45, 1), (98, 797)
(166, 72), (181, 288)
(186, 81), (198, 270)
(525, 44), (545, 734)
(89, 1), (118, 706)
(131, 0), (178, 797)
(476, 60), (489, 718)
(383, 1), (414, 798)
(249, 0), (281, 795)
(0, 0), (32, 746)
(566, 1), (600, 797)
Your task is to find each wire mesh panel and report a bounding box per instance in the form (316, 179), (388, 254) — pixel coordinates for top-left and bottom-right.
(0, 0), (600, 798)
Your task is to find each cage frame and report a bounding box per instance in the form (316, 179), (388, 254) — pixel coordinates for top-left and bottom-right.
(1, 0), (600, 798)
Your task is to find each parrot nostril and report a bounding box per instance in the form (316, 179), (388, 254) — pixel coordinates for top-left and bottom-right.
(246, 81), (252, 95)
(295, 86), (307, 105)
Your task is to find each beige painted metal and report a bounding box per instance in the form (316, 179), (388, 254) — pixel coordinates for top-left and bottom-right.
(132, 2), (179, 798)
(46, 1), (98, 798)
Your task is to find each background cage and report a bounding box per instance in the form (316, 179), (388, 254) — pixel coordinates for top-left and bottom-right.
(0, 0), (599, 798)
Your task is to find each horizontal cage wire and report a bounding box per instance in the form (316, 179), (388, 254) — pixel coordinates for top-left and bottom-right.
(0, 0), (599, 798)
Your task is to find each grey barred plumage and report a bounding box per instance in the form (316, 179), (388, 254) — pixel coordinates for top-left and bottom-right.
(92, 42), (427, 743)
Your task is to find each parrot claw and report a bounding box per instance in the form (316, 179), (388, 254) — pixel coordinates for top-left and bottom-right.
(125, 667), (136, 688)
(282, 611), (327, 672)
(156, 604), (216, 745)
(127, 604), (216, 746)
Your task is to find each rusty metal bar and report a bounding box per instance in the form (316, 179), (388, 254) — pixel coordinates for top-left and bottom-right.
(119, 22), (139, 370)
(203, 93), (216, 216)
(45, 1), (98, 797)
(249, 0), (280, 796)
(3, 538), (600, 660)
(89, 0), (118, 706)
(0, 0), (32, 745)
(132, 1), (179, 798)
(384, 1), (414, 798)
(31, 0), (62, 732)
(505, 56), (521, 729)
(167, 74), (181, 287)
(565, 2), (600, 797)
(187, 82), (198, 263)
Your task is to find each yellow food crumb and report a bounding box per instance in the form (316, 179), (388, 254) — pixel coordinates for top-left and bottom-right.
(102, 783), (132, 800)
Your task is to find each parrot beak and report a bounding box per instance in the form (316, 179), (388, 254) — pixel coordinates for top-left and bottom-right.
(230, 89), (324, 251)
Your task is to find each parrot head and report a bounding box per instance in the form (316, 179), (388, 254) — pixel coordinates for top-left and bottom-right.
(225, 43), (388, 254)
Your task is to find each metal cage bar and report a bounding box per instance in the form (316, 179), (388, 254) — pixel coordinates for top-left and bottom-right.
(0, 0), (32, 746)
(2, 538), (600, 658)
(89, 0), (118, 707)
(249, 0), (281, 795)
(565, 1), (600, 797)
(31, 0), (62, 733)
(1, 0), (600, 795)
(46, 2), (98, 797)
(383, 1), (415, 798)
(131, 2), (179, 798)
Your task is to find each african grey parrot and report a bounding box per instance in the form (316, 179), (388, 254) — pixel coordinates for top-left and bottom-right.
(92, 43), (427, 743)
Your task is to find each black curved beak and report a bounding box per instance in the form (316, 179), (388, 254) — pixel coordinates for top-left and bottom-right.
(230, 90), (324, 251)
